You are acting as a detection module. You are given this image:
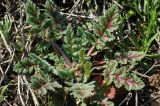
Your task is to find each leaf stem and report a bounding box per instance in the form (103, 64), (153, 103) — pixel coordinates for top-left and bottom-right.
(47, 40), (73, 68)
(146, 54), (160, 58)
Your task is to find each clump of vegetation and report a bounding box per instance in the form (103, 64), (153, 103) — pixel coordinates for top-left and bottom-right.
(0, 0), (160, 106)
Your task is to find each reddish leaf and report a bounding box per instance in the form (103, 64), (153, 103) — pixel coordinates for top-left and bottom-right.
(97, 5), (119, 33)
(104, 60), (118, 85)
(95, 75), (103, 85)
(116, 51), (145, 64)
(127, 51), (145, 61)
(104, 86), (116, 99)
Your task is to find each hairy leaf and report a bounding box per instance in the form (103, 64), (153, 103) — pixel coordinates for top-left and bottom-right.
(127, 51), (145, 61)
(103, 60), (118, 85)
(69, 81), (95, 99)
(13, 58), (37, 74)
(28, 53), (58, 75)
(0, 15), (13, 42)
(116, 51), (145, 64)
(113, 67), (144, 90)
(30, 76), (62, 95)
(26, 0), (43, 25)
(124, 73), (145, 90)
(93, 4), (119, 50)
(63, 25), (89, 62)
(103, 4), (119, 32)
(113, 67), (127, 88)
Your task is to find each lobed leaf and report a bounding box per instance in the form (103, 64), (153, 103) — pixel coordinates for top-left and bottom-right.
(30, 76), (62, 95)
(26, 0), (42, 25)
(103, 60), (118, 85)
(93, 4), (119, 50)
(63, 25), (89, 62)
(13, 58), (37, 74)
(127, 51), (145, 61)
(116, 51), (145, 64)
(124, 73), (145, 90)
(28, 53), (58, 75)
(69, 81), (95, 99)
(100, 4), (119, 32)
(113, 67), (127, 88)
(113, 67), (145, 90)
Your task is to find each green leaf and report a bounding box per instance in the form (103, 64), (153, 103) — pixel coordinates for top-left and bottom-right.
(69, 81), (95, 99)
(35, 41), (50, 53)
(101, 31), (115, 42)
(26, 0), (42, 25)
(30, 76), (62, 95)
(28, 53), (58, 75)
(45, 0), (66, 27)
(13, 58), (36, 74)
(63, 25), (90, 62)
(42, 18), (53, 29)
(115, 52), (128, 64)
(30, 76), (44, 90)
(30, 25), (42, 34)
(63, 24), (74, 58)
(45, 0), (58, 16)
(0, 82), (11, 102)
(84, 61), (92, 82)
(79, 49), (85, 64)
(0, 15), (13, 42)
(44, 53), (74, 80)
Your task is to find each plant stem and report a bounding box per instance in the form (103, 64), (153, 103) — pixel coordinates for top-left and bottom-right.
(146, 54), (160, 58)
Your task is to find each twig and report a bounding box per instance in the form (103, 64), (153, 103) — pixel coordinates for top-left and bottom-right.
(68, 0), (81, 17)
(1, 57), (15, 64)
(103, 0), (106, 16)
(141, 96), (160, 106)
(18, 75), (26, 106)
(63, 0), (65, 4)
(144, 62), (156, 75)
(91, 65), (106, 71)
(25, 89), (30, 104)
(17, 37), (39, 106)
(23, 76), (39, 106)
(4, 99), (12, 106)
(60, 12), (98, 21)
(87, 45), (95, 56)
(133, 71), (150, 78)
(0, 50), (15, 86)
(118, 92), (132, 106)
(93, 0), (98, 11)
(19, 0), (25, 46)
(0, 66), (4, 75)
(112, 0), (123, 9)
(135, 91), (138, 106)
